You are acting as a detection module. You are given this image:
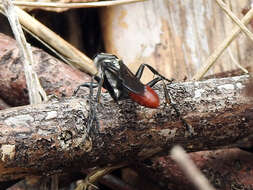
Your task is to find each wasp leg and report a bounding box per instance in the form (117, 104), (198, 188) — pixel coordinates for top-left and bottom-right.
(162, 81), (192, 134)
(95, 69), (104, 103)
(73, 82), (98, 96)
(81, 76), (98, 135)
(135, 63), (173, 83)
(73, 76), (100, 135)
(146, 77), (162, 87)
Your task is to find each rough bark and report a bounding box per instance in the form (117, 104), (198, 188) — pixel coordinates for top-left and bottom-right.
(0, 74), (252, 181)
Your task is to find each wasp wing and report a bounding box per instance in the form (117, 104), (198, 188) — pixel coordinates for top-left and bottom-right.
(99, 58), (145, 95)
(118, 60), (144, 95)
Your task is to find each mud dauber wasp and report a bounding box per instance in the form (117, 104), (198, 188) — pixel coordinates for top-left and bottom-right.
(74, 53), (184, 134)
(75, 53), (173, 106)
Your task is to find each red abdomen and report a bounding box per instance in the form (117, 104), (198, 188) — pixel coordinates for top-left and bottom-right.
(129, 85), (160, 108)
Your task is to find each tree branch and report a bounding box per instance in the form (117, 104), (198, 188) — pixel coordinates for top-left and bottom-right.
(0, 74), (252, 181)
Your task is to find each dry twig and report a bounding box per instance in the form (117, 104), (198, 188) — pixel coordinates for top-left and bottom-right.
(171, 146), (216, 190)
(216, 0), (253, 41)
(1, 0), (47, 104)
(192, 6), (253, 80)
(0, 0), (145, 9)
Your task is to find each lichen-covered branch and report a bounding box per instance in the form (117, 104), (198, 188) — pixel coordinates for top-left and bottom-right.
(0, 74), (252, 181)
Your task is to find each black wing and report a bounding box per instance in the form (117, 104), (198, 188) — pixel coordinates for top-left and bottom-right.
(118, 60), (144, 95)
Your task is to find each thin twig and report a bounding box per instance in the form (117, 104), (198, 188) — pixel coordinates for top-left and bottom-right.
(0, 0), (145, 9)
(192, 7), (253, 80)
(1, 0), (47, 104)
(216, 0), (253, 41)
(215, 0), (250, 74)
(75, 164), (126, 190)
(227, 48), (248, 74)
(171, 146), (216, 190)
